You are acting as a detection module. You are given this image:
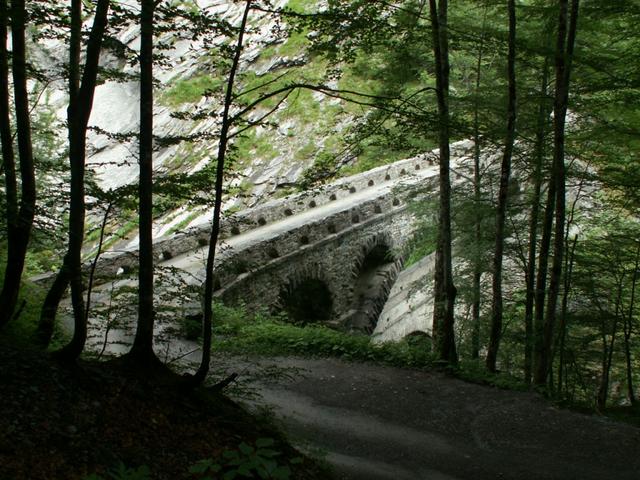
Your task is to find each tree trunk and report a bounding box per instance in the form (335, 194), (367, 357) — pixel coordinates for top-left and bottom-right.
(428, 0), (457, 365)
(0, 0), (36, 328)
(535, 0), (579, 386)
(189, 0), (253, 386)
(532, 158), (556, 383)
(130, 0), (157, 363)
(0, 0), (18, 327)
(553, 167), (585, 391)
(597, 281), (622, 411)
(471, 4), (487, 361)
(486, 0), (517, 373)
(524, 56), (551, 385)
(38, 0), (111, 354)
(623, 242), (639, 405)
(556, 234), (577, 394)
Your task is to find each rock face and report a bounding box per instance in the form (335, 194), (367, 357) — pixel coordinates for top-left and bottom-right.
(35, 0), (354, 251)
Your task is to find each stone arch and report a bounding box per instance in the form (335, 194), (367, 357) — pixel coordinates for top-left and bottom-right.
(278, 264), (334, 324)
(404, 330), (432, 348)
(346, 233), (403, 334)
(405, 330), (431, 341)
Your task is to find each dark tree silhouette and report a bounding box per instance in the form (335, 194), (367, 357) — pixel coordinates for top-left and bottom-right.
(486, 0), (517, 373)
(428, 0), (457, 365)
(0, 0), (36, 328)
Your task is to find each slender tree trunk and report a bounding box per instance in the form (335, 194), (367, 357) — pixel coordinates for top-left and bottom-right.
(553, 166), (584, 391)
(556, 234), (577, 394)
(597, 281), (622, 411)
(130, 0), (157, 363)
(534, 0), (579, 386)
(37, 0), (111, 352)
(83, 201), (113, 324)
(55, 0), (85, 358)
(471, 4), (488, 361)
(532, 158), (556, 383)
(36, 269), (71, 345)
(623, 242), (639, 405)
(189, 0), (253, 386)
(429, 0), (457, 365)
(0, 0), (18, 327)
(0, 0), (36, 328)
(486, 0), (517, 373)
(524, 56), (550, 385)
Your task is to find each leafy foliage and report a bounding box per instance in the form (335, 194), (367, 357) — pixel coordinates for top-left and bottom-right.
(207, 303), (434, 368)
(85, 464), (151, 480)
(189, 438), (302, 480)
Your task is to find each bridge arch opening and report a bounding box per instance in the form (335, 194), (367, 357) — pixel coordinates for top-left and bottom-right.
(348, 242), (398, 334)
(279, 278), (333, 324)
(405, 331), (432, 350)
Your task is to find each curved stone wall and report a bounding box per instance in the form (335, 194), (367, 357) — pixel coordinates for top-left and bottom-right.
(371, 252), (437, 342)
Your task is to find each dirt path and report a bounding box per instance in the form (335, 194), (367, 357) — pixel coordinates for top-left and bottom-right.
(215, 356), (640, 480)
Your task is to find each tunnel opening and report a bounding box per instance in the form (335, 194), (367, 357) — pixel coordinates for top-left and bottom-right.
(348, 244), (397, 334)
(280, 278), (333, 324)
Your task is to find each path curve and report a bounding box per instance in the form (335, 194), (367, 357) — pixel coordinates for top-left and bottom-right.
(215, 356), (640, 480)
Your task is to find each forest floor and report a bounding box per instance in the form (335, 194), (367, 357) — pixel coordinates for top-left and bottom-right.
(0, 340), (330, 480)
(214, 355), (640, 480)
(3, 339), (640, 480)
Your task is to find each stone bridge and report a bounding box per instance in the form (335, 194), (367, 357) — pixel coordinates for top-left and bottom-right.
(70, 140), (475, 344)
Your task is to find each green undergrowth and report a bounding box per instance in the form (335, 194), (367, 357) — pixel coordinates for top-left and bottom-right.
(0, 256), (66, 349)
(454, 361), (640, 428)
(454, 359), (530, 392)
(85, 437), (304, 480)
(200, 303), (435, 368)
(160, 74), (223, 107)
(602, 403), (640, 428)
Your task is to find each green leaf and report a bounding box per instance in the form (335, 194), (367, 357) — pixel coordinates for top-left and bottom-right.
(189, 460), (214, 474)
(272, 465), (292, 480)
(263, 459), (278, 473)
(237, 464), (253, 477)
(223, 449), (240, 460)
(254, 464), (269, 479)
(223, 470), (238, 480)
(238, 442), (254, 456)
(255, 437), (275, 448)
